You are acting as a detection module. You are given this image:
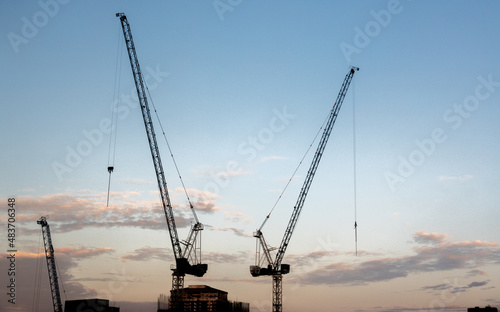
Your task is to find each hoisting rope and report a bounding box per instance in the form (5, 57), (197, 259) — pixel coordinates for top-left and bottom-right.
(54, 252), (67, 301)
(31, 231), (43, 312)
(144, 81), (199, 223)
(352, 75), (358, 256)
(107, 24), (123, 207)
(259, 74), (361, 252)
(258, 106), (333, 232)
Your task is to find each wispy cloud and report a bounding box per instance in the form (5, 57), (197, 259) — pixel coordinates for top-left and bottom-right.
(222, 209), (251, 224)
(121, 247), (250, 265)
(296, 232), (500, 286)
(287, 250), (341, 269)
(422, 280), (491, 294)
(203, 250), (250, 264)
(121, 246), (173, 262)
(56, 246), (114, 259)
(412, 231), (447, 245)
(9, 189), (249, 236)
(467, 269), (487, 277)
(210, 226), (253, 237)
(7, 193), (193, 234)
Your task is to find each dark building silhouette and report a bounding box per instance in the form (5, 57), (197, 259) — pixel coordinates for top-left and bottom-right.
(158, 285), (249, 312)
(64, 298), (119, 312)
(468, 307), (498, 312)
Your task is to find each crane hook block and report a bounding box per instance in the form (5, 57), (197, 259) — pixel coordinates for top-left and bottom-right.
(108, 166), (114, 173)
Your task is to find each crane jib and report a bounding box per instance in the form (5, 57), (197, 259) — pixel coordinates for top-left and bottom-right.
(274, 67), (358, 269)
(117, 13), (183, 261)
(251, 66), (358, 312)
(116, 13), (207, 280)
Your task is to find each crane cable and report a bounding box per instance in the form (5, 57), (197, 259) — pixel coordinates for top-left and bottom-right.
(259, 73), (361, 256)
(107, 24), (123, 207)
(54, 252), (67, 302)
(352, 75), (358, 256)
(31, 230), (43, 312)
(144, 81), (199, 223)
(258, 105), (333, 232)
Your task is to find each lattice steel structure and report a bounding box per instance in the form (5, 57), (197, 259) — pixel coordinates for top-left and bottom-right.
(37, 216), (63, 312)
(251, 67), (359, 312)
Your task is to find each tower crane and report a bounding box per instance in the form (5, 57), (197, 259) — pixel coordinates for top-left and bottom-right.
(250, 67), (359, 312)
(116, 13), (207, 309)
(37, 216), (63, 312)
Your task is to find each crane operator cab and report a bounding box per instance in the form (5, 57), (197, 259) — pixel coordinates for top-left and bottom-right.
(250, 264), (290, 277)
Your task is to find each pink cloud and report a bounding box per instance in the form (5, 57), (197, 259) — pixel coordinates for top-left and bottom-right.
(8, 193), (193, 234)
(295, 232), (500, 286)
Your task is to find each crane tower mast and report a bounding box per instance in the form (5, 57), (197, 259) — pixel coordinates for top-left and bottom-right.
(251, 66), (358, 312)
(37, 216), (63, 312)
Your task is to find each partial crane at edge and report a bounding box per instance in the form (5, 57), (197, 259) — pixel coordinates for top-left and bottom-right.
(37, 216), (63, 312)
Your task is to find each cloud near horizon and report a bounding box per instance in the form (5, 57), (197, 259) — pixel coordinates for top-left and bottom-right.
(295, 232), (500, 286)
(421, 280), (491, 294)
(121, 246), (250, 264)
(181, 187), (220, 214)
(209, 226), (253, 238)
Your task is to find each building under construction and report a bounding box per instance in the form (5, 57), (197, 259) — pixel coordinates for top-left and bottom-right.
(157, 285), (249, 312)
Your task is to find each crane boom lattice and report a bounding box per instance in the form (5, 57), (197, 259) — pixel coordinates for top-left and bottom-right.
(250, 67), (359, 312)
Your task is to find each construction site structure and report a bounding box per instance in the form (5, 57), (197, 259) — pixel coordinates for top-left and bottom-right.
(116, 13), (207, 311)
(468, 307), (498, 312)
(37, 216), (63, 312)
(250, 67), (359, 312)
(158, 285), (249, 312)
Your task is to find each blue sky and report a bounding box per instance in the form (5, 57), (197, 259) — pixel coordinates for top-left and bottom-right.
(1, 1), (499, 312)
